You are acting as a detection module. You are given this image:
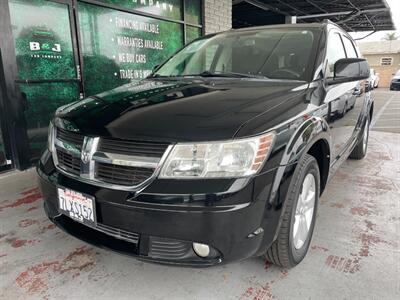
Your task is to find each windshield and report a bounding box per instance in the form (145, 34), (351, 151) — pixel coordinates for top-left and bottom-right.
(153, 28), (317, 81)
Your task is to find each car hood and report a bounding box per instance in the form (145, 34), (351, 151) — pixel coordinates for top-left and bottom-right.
(56, 78), (308, 142)
(392, 75), (400, 80)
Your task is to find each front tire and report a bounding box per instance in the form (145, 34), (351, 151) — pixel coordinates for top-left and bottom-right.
(349, 117), (369, 160)
(265, 154), (320, 268)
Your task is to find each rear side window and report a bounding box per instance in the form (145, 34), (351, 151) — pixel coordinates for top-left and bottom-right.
(342, 36), (358, 58)
(325, 32), (346, 77)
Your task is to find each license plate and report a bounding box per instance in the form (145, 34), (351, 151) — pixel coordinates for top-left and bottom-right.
(57, 187), (96, 226)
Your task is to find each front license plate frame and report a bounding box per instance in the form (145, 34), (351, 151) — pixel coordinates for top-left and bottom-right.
(57, 186), (97, 227)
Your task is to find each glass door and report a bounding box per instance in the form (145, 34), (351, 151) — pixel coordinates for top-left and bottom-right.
(8, 0), (82, 162)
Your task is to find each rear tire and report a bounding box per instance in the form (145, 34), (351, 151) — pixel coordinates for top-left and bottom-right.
(349, 117), (369, 160)
(265, 154), (320, 268)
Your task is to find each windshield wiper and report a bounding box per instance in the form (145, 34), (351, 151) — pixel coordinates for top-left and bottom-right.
(151, 71), (267, 79)
(184, 71), (267, 79)
(150, 74), (181, 78)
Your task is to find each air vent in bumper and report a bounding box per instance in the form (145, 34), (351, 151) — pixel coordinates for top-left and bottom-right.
(149, 237), (192, 260)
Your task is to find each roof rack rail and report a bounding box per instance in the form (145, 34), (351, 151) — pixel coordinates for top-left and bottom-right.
(322, 19), (348, 32)
(322, 19), (335, 25)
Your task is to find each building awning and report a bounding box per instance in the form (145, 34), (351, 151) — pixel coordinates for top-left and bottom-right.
(233, 0), (395, 32)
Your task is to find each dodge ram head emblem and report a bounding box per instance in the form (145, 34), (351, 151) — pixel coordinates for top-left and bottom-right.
(81, 151), (90, 164)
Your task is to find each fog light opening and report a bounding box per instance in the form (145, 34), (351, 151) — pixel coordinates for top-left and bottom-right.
(192, 242), (210, 258)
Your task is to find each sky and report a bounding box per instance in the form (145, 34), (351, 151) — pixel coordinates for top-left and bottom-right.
(349, 0), (400, 42)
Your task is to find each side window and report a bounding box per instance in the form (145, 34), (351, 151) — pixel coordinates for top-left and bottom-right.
(325, 32), (346, 77)
(342, 36), (358, 58)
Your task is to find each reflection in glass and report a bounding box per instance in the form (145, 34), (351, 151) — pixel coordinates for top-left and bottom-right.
(185, 0), (202, 24)
(78, 2), (183, 95)
(19, 82), (80, 160)
(9, 0), (79, 161)
(186, 26), (201, 44)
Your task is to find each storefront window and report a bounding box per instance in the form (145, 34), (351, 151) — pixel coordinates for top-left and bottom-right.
(78, 2), (184, 96)
(5, 0), (202, 166)
(95, 0), (182, 20)
(186, 26), (202, 43)
(9, 0), (79, 161)
(185, 0), (202, 25)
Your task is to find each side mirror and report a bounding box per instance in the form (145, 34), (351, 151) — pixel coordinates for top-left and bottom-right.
(326, 58), (370, 85)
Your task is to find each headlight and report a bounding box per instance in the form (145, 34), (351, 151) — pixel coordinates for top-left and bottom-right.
(159, 132), (275, 179)
(47, 121), (55, 153)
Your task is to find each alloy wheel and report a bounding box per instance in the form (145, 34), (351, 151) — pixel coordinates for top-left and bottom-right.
(293, 173), (316, 250)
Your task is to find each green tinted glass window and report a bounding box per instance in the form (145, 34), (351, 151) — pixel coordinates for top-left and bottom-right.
(9, 0), (76, 80)
(78, 2), (184, 96)
(19, 82), (80, 160)
(95, 0), (182, 20)
(186, 26), (201, 44)
(185, 0), (202, 24)
(9, 0), (79, 161)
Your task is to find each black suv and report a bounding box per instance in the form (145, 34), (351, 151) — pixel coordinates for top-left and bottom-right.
(38, 22), (372, 268)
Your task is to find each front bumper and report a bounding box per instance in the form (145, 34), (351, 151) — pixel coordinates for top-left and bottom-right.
(38, 150), (282, 266)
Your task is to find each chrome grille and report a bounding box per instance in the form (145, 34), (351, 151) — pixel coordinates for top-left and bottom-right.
(56, 128), (84, 149)
(95, 162), (155, 186)
(52, 126), (172, 190)
(98, 138), (169, 158)
(56, 149), (80, 175)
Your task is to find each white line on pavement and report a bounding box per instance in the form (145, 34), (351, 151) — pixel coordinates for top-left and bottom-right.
(371, 94), (397, 128)
(372, 126), (400, 129)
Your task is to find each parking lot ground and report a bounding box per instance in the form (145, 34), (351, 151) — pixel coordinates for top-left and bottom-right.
(371, 89), (400, 134)
(0, 90), (399, 300)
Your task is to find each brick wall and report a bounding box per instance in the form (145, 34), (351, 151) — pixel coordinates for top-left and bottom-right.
(370, 66), (398, 88)
(204, 0), (232, 34)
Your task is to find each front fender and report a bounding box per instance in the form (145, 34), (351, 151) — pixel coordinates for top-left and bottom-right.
(257, 116), (331, 253)
(270, 116), (330, 205)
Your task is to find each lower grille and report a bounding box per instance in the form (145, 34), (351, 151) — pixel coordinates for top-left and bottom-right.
(149, 237), (192, 260)
(95, 162), (155, 186)
(57, 149), (80, 175)
(96, 223), (139, 244)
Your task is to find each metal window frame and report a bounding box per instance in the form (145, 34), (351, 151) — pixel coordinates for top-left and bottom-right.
(0, 0), (31, 170)
(0, 50), (13, 172)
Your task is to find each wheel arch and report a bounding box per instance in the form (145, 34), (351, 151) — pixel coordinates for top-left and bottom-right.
(269, 116), (331, 205)
(259, 116), (332, 255)
(306, 139), (330, 194)
(369, 101), (374, 121)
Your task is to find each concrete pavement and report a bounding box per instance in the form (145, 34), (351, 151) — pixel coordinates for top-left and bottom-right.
(0, 90), (399, 300)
